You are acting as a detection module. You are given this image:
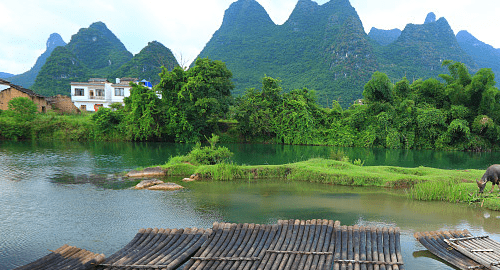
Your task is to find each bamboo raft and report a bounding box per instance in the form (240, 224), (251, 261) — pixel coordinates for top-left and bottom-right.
(414, 230), (486, 270)
(13, 244), (105, 270)
(15, 220), (404, 270)
(98, 227), (211, 270)
(184, 219), (405, 270)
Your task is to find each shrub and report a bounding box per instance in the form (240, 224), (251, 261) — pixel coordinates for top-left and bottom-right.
(8, 97), (38, 122)
(168, 134), (233, 165)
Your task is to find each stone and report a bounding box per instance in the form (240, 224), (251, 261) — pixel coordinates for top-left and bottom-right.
(135, 179), (164, 189)
(147, 182), (184, 191)
(126, 167), (166, 177)
(182, 173), (200, 182)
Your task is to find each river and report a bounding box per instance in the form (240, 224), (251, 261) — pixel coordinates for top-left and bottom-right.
(1, 141), (500, 269)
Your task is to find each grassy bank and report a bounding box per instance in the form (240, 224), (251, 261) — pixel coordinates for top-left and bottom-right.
(153, 157), (500, 211)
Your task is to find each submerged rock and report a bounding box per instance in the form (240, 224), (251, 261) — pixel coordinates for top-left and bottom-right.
(135, 179), (165, 189)
(127, 167), (166, 177)
(147, 182), (184, 191)
(182, 173), (200, 182)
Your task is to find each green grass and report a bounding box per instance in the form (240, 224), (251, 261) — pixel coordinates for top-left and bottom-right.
(161, 157), (482, 187)
(152, 157), (500, 210)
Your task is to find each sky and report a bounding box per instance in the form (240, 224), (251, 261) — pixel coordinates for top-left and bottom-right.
(1, 0), (499, 75)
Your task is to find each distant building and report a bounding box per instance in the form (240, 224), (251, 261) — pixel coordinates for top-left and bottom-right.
(70, 78), (151, 111)
(0, 79), (50, 112)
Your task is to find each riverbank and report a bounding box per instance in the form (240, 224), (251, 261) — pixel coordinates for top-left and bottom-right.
(135, 157), (500, 211)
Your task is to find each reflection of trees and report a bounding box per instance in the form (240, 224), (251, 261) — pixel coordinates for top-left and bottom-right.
(224, 143), (500, 169)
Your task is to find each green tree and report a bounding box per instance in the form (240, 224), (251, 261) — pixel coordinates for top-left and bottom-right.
(122, 83), (164, 140)
(8, 97), (38, 122)
(92, 107), (124, 138)
(417, 78), (447, 108)
(363, 71), (394, 103)
(393, 77), (411, 100)
(235, 76), (283, 141)
(276, 88), (319, 144)
(157, 58), (234, 142)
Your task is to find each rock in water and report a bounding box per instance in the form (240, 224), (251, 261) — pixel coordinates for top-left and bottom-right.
(182, 173), (200, 182)
(126, 167), (166, 177)
(135, 179), (164, 189)
(147, 182), (184, 191)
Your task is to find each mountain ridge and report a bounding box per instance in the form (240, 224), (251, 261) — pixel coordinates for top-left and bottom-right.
(31, 23), (178, 97)
(5, 33), (66, 88)
(196, 0), (377, 105)
(456, 30), (500, 84)
(18, 2), (500, 105)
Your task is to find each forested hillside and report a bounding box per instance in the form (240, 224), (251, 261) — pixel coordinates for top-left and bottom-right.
(197, 0), (377, 106)
(110, 41), (179, 85)
(368, 28), (401, 46)
(32, 22), (178, 97)
(32, 46), (91, 97)
(456, 30), (500, 84)
(377, 17), (476, 82)
(196, 0), (483, 107)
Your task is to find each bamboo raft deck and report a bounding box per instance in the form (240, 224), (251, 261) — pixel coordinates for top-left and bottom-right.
(184, 219), (405, 270)
(445, 233), (500, 270)
(414, 230), (485, 270)
(15, 220), (404, 270)
(13, 244), (105, 270)
(98, 227), (211, 270)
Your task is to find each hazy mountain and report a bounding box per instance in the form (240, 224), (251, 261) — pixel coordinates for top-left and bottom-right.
(196, 0), (378, 106)
(368, 27), (401, 46)
(456, 30), (500, 84)
(6, 33), (66, 88)
(424, 12), (437, 24)
(111, 41), (179, 85)
(0, 72), (14, 79)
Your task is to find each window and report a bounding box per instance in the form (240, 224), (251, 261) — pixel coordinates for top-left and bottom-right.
(75, 88), (84, 96)
(115, 88), (124, 96)
(80, 105), (87, 110)
(95, 89), (104, 97)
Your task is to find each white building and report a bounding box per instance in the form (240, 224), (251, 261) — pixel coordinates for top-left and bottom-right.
(71, 78), (151, 111)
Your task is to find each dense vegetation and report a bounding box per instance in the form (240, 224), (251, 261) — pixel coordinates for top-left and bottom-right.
(110, 41), (178, 85)
(232, 60), (500, 150)
(3, 58), (500, 152)
(32, 46), (92, 97)
(368, 27), (401, 46)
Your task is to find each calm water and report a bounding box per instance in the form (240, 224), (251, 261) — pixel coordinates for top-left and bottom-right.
(1, 141), (500, 269)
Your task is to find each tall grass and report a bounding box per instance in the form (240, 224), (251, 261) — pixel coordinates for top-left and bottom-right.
(408, 179), (478, 203)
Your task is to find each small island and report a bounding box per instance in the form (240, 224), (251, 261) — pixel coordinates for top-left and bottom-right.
(127, 135), (500, 211)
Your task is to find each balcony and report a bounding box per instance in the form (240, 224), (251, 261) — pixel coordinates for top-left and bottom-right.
(89, 96), (105, 100)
